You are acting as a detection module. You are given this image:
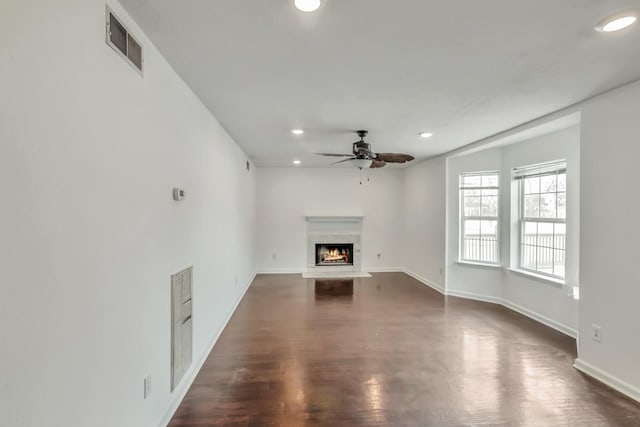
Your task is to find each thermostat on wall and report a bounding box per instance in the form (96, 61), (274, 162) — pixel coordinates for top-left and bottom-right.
(173, 188), (186, 201)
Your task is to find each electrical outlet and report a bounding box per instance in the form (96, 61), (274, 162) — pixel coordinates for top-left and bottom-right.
(272, 253), (277, 260)
(144, 375), (152, 399)
(377, 253), (381, 259)
(592, 324), (603, 342)
(234, 274), (238, 285)
(439, 268), (443, 276)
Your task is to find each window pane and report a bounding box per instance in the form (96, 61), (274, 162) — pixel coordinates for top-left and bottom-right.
(523, 221), (537, 246)
(464, 197), (481, 216)
(480, 220), (497, 236)
(482, 175), (499, 187)
(538, 223), (553, 248)
(521, 220), (566, 279)
(554, 223), (566, 250)
(481, 189), (498, 197)
(536, 245), (554, 275)
(524, 177), (540, 194)
(463, 220), (498, 263)
(463, 175), (481, 187)
(553, 249), (566, 277)
(557, 173), (566, 191)
(463, 220), (480, 260)
(540, 174), (557, 193)
(524, 195), (540, 218)
(557, 192), (566, 219)
(540, 193), (556, 219)
(464, 219), (480, 236)
(481, 195), (498, 216)
(522, 244), (537, 270)
(463, 189), (480, 197)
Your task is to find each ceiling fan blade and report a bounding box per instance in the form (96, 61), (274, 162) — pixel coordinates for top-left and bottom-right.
(375, 153), (415, 163)
(330, 157), (356, 165)
(316, 153), (353, 157)
(370, 160), (386, 168)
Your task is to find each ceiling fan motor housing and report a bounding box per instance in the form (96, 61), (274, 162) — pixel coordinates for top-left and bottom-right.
(353, 141), (373, 157)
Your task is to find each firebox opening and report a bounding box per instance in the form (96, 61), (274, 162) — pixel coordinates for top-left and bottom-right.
(315, 244), (354, 266)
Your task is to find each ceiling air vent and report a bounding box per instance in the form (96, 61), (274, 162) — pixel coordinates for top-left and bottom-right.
(106, 6), (143, 75)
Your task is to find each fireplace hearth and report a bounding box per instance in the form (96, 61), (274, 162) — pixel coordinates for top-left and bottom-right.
(315, 244), (354, 266)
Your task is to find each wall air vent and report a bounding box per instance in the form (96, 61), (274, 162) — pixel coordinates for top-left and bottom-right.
(106, 6), (143, 75)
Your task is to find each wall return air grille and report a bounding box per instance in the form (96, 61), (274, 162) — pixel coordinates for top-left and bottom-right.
(105, 6), (143, 75)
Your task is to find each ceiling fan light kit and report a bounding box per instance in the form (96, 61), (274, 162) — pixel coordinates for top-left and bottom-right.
(351, 159), (373, 169)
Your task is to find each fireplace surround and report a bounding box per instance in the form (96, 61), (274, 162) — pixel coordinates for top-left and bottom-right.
(305, 216), (362, 273)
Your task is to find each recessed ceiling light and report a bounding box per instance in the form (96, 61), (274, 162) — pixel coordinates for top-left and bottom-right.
(419, 132), (433, 139)
(291, 129), (304, 135)
(293, 160), (302, 165)
(596, 12), (638, 32)
(294, 0), (323, 13)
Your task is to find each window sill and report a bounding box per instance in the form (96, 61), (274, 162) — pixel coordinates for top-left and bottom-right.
(456, 261), (501, 270)
(505, 268), (565, 288)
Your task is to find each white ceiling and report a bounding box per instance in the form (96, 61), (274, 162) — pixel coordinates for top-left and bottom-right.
(120, 0), (640, 167)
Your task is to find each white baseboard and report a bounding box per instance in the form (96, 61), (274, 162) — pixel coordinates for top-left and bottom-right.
(443, 288), (577, 338)
(445, 289), (502, 304)
(401, 269), (445, 294)
(573, 358), (640, 403)
(501, 299), (577, 338)
(401, 269), (576, 339)
(158, 272), (257, 427)
(255, 269), (302, 275)
(365, 267), (403, 273)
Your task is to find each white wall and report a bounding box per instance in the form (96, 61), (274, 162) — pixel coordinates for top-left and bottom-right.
(402, 157), (447, 291)
(577, 79), (640, 399)
(254, 167), (404, 272)
(0, 1), (255, 426)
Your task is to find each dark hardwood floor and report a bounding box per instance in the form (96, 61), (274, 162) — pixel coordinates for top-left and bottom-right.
(168, 272), (640, 426)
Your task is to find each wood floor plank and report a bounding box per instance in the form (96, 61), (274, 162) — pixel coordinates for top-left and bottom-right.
(168, 272), (640, 426)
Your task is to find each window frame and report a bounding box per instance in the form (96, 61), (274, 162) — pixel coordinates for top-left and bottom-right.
(515, 162), (567, 281)
(459, 171), (501, 266)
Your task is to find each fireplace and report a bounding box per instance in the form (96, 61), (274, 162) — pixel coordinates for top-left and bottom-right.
(315, 243), (354, 266)
(305, 216), (362, 274)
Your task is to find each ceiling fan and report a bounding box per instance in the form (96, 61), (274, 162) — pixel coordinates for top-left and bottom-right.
(316, 130), (415, 169)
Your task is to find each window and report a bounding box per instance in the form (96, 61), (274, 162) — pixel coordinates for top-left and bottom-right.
(459, 172), (499, 264)
(515, 161), (566, 280)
